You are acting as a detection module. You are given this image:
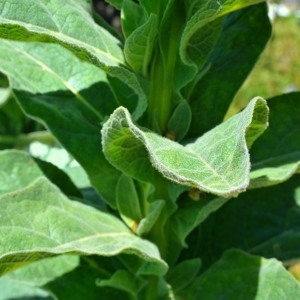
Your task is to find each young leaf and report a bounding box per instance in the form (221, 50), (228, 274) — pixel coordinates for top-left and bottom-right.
(137, 200), (165, 236)
(124, 13), (158, 75)
(97, 269), (145, 298)
(184, 249), (300, 299)
(121, 0), (148, 38)
(0, 177), (168, 276)
(117, 174), (143, 230)
(167, 99), (192, 141)
(102, 97), (268, 197)
(250, 92), (300, 188)
(166, 258), (201, 293)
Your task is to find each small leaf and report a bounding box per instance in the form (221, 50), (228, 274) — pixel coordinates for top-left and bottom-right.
(137, 200), (165, 236)
(185, 249), (300, 299)
(102, 98), (268, 197)
(124, 13), (158, 75)
(97, 269), (145, 297)
(0, 177), (167, 276)
(167, 99), (192, 141)
(121, 0), (148, 38)
(166, 258), (201, 293)
(250, 92), (300, 188)
(117, 174), (143, 229)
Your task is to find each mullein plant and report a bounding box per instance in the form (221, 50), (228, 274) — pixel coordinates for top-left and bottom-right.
(0, 0), (299, 299)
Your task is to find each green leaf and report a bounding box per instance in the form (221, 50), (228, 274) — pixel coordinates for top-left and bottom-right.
(166, 258), (201, 293)
(117, 174), (143, 230)
(180, 0), (264, 68)
(102, 97), (268, 197)
(124, 13), (158, 75)
(186, 2), (271, 138)
(196, 174), (300, 269)
(97, 269), (145, 298)
(167, 99), (192, 141)
(0, 39), (122, 206)
(0, 177), (168, 276)
(250, 92), (300, 188)
(0, 255), (79, 300)
(45, 263), (132, 300)
(0, 150), (81, 199)
(137, 200), (165, 236)
(0, 0), (123, 65)
(185, 249), (300, 299)
(121, 0), (148, 38)
(0, 0), (147, 120)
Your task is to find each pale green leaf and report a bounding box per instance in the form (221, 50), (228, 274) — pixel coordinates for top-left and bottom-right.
(185, 249), (300, 299)
(0, 177), (167, 276)
(0, 0), (147, 119)
(0, 39), (122, 206)
(102, 98), (268, 197)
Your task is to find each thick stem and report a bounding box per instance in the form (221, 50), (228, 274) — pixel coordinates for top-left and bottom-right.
(147, 2), (184, 134)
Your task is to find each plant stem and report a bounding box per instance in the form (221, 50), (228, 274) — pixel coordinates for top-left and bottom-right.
(147, 2), (184, 134)
(144, 276), (159, 300)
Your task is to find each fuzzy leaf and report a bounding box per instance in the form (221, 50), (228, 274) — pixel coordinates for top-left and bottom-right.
(250, 92), (300, 188)
(0, 177), (167, 276)
(0, 150), (80, 199)
(102, 98), (268, 197)
(0, 39), (122, 206)
(0, 0), (147, 119)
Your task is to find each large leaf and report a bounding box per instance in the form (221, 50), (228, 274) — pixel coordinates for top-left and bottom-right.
(195, 174), (300, 270)
(0, 39), (121, 206)
(250, 92), (300, 188)
(102, 97), (268, 197)
(186, 2), (271, 138)
(183, 249), (300, 299)
(0, 177), (167, 276)
(0, 0), (147, 119)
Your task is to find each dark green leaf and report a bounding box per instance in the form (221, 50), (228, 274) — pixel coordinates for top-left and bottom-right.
(187, 3), (271, 138)
(250, 92), (300, 188)
(186, 249), (300, 299)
